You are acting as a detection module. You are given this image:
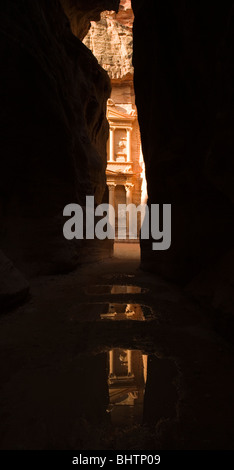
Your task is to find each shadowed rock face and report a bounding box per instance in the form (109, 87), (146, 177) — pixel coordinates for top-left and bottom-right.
(60, 0), (120, 39)
(0, 0), (118, 307)
(0, 251), (29, 311)
(132, 1), (234, 314)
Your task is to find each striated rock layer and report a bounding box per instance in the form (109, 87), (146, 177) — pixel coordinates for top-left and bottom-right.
(0, 0), (119, 307)
(132, 1), (234, 318)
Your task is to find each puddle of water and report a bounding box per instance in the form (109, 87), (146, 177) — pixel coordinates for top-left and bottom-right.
(85, 285), (148, 295)
(100, 303), (146, 321)
(107, 348), (148, 426)
(71, 303), (153, 322)
(50, 342), (178, 440)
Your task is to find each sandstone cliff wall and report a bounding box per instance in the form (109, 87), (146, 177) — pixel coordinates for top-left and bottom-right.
(0, 0), (119, 308)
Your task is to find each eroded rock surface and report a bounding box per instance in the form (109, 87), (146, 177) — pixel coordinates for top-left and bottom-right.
(0, 0), (116, 285)
(84, 1), (134, 79)
(60, 0), (120, 40)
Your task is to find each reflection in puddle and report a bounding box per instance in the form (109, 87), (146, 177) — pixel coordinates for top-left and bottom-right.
(63, 346), (177, 446)
(85, 285), (148, 295)
(72, 303), (153, 322)
(101, 304), (146, 321)
(107, 349), (148, 426)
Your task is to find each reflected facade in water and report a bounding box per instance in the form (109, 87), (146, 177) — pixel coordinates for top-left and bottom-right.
(107, 349), (148, 426)
(101, 303), (146, 321)
(72, 302), (152, 322)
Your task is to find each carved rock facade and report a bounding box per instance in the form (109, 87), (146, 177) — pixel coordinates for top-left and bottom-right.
(84, 0), (146, 240)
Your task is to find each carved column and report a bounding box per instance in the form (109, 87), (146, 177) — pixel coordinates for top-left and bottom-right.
(109, 127), (115, 161)
(108, 183), (116, 207)
(127, 350), (133, 376)
(142, 354), (148, 384)
(107, 183), (116, 235)
(109, 350), (114, 376)
(125, 183), (134, 205)
(125, 183), (134, 239)
(126, 128), (132, 162)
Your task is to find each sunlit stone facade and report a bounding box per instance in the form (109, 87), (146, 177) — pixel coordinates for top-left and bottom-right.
(84, 0), (147, 240)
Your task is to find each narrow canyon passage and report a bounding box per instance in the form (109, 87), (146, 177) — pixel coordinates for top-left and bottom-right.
(0, 0), (233, 454)
(0, 246), (234, 450)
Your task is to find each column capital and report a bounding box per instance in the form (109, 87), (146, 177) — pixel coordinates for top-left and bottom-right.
(107, 182), (117, 190)
(110, 126), (116, 132)
(125, 183), (134, 191)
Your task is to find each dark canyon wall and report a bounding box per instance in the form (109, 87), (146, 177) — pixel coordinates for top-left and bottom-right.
(132, 0), (234, 317)
(0, 0), (119, 309)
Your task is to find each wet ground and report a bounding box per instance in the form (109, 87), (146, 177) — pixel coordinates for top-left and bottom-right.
(0, 244), (234, 450)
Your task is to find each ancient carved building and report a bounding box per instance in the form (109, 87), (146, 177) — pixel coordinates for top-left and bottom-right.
(108, 348), (148, 426)
(84, 0), (147, 240)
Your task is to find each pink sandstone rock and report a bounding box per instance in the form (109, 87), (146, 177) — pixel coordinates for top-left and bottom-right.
(84, 0), (134, 80)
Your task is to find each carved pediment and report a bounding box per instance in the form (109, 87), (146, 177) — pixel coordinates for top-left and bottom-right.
(107, 102), (136, 123)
